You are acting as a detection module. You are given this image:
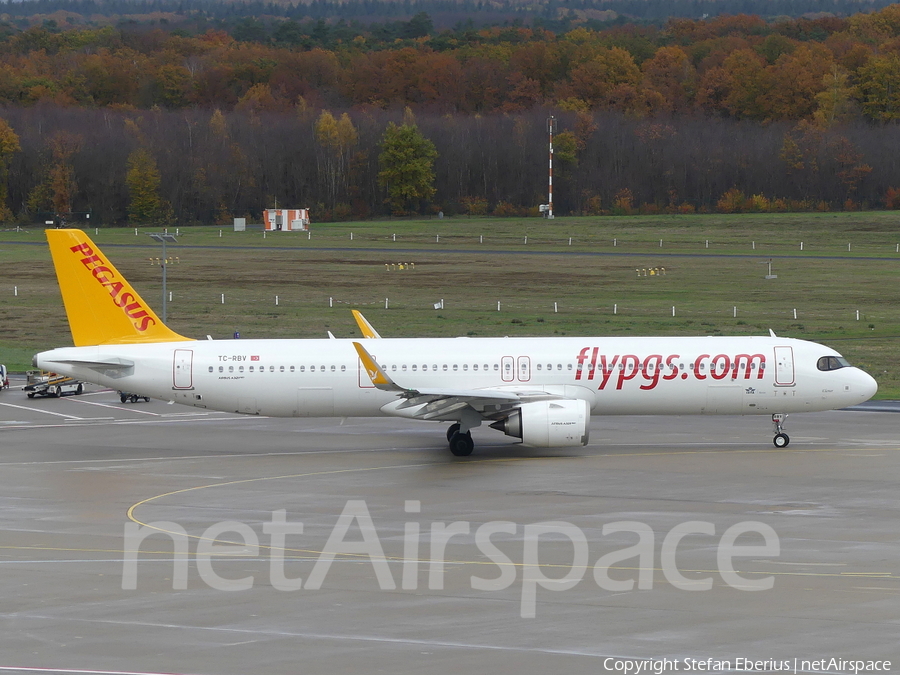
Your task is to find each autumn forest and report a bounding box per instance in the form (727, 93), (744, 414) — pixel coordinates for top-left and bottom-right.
(1, 1), (900, 224)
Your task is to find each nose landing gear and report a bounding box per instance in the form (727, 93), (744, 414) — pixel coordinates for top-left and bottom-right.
(772, 413), (789, 448)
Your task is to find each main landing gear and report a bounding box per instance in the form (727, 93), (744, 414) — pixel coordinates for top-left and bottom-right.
(772, 413), (789, 448)
(446, 422), (474, 457)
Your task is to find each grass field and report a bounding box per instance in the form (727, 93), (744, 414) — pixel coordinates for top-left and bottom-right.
(1, 212), (898, 397)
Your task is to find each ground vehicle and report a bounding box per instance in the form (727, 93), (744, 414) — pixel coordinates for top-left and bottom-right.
(119, 391), (150, 403)
(24, 370), (84, 398)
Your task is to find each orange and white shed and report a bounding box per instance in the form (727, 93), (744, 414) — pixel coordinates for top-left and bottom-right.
(264, 208), (310, 231)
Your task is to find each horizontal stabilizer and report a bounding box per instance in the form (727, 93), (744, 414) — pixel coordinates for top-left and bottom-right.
(41, 356), (135, 369)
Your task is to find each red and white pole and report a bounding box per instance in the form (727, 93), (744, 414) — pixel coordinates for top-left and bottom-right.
(547, 115), (556, 219)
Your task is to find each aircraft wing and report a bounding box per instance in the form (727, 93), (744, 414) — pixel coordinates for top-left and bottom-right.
(352, 342), (560, 421)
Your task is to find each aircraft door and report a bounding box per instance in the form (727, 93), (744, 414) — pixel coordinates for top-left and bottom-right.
(297, 387), (334, 417)
(358, 356), (375, 388)
(705, 385), (743, 414)
(173, 349), (193, 389)
(517, 356), (531, 382)
(501, 356), (514, 382)
(774, 346), (795, 386)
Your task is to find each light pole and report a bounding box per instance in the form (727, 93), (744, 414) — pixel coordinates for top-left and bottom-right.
(149, 233), (177, 323)
(547, 115), (556, 219)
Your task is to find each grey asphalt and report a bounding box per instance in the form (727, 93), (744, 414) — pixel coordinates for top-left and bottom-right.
(0, 385), (897, 675)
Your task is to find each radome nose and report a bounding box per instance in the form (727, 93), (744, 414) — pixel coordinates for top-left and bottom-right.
(857, 368), (878, 401)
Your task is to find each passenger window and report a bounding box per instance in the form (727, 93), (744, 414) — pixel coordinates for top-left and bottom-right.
(280, 366), (285, 372)
(208, 366), (213, 373)
(239, 366), (244, 372)
(219, 366), (223, 372)
(567, 364), (572, 370)
(331, 365), (336, 372)
(402, 365), (407, 371)
(392, 365), (397, 372)
(290, 366), (295, 372)
(473, 364), (478, 371)
(341, 365), (346, 372)
(453, 365), (458, 371)
(537, 364), (542, 371)
(249, 366), (254, 372)
(443, 365), (448, 371)
(270, 366), (275, 372)
(463, 364), (468, 371)
(484, 364), (489, 371)
(300, 366), (305, 372)
(229, 366), (234, 373)
(494, 364), (499, 371)
(412, 364), (417, 371)
(320, 366), (325, 372)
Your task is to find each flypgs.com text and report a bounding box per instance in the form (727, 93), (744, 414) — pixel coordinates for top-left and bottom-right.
(575, 347), (766, 390)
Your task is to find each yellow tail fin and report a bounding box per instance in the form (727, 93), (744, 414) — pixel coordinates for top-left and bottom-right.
(47, 229), (191, 346)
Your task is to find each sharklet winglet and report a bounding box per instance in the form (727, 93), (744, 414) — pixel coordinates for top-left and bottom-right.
(352, 341), (409, 393)
(352, 310), (382, 339)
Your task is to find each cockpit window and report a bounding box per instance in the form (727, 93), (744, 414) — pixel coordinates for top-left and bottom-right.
(817, 356), (851, 371)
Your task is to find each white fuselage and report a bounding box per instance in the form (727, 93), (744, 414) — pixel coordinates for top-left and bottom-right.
(36, 335), (876, 418)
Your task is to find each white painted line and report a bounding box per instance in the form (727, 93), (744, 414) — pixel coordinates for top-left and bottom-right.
(0, 415), (254, 434)
(64, 398), (161, 416)
(0, 667), (195, 675)
(0, 445), (389, 466)
(160, 411), (231, 418)
(0, 401), (83, 420)
(0, 622), (865, 674)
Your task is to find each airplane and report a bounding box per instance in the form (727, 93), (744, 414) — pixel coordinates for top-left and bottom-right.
(34, 229), (878, 456)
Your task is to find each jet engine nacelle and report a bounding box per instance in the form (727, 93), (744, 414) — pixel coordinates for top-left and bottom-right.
(490, 399), (590, 447)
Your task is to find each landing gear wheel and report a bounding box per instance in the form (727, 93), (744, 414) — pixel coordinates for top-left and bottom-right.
(773, 433), (790, 448)
(449, 431), (474, 457)
(446, 423), (461, 442)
